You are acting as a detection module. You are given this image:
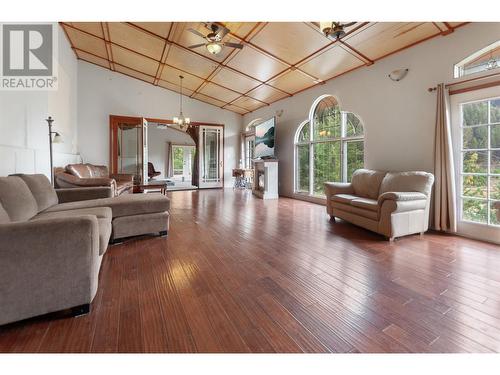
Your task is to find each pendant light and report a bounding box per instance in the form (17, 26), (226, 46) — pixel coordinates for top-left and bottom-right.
(173, 75), (190, 129)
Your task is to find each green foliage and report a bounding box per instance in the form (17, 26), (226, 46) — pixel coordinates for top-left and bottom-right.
(314, 107), (341, 139)
(347, 141), (364, 181)
(173, 147), (183, 174)
(297, 145), (309, 192)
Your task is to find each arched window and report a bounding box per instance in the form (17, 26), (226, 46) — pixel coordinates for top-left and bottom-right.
(454, 40), (500, 78)
(294, 95), (364, 196)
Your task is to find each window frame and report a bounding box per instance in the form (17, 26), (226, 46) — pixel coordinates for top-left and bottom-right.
(294, 105), (364, 197)
(458, 96), (500, 227)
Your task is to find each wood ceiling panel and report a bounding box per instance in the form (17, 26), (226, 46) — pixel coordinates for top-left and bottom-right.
(68, 22), (104, 38)
(226, 46), (289, 82)
(210, 68), (261, 94)
(76, 50), (110, 69)
(65, 27), (108, 58)
(298, 45), (364, 80)
(130, 22), (172, 38)
(198, 82), (241, 103)
(108, 22), (165, 60)
(344, 22), (440, 60)
(160, 65), (204, 91)
(192, 93), (226, 108)
(231, 96), (266, 111)
(251, 22), (330, 64)
(111, 45), (159, 76)
(223, 22), (258, 39)
(223, 104), (248, 115)
(170, 22), (239, 62)
(267, 70), (315, 94)
(157, 80), (194, 96)
(247, 84), (289, 103)
(165, 44), (218, 79)
(115, 65), (155, 84)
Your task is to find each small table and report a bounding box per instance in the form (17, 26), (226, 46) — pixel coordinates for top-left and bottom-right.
(135, 180), (169, 195)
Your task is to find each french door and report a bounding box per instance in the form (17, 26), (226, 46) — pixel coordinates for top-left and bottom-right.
(199, 125), (224, 188)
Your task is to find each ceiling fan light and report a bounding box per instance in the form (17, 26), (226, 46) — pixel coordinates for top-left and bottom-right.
(206, 42), (222, 55)
(319, 22), (333, 36)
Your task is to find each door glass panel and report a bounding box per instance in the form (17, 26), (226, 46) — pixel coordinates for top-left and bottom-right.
(203, 129), (219, 181)
(463, 151), (488, 173)
(462, 126), (487, 149)
(462, 101), (488, 126)
(118, 123), (142, 182)
(462, 198), (488, 224)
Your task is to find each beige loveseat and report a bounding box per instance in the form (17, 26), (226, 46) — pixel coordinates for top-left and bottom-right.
(325, 169), (434, 241)
(0, 174), (169, 325)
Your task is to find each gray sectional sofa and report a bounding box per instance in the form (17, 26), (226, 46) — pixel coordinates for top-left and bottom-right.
(0, 174), (170, 325)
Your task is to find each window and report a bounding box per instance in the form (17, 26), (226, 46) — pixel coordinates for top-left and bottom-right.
(454, 40), (500, 78)
(295, 95), (364, 196)
(459, 96), (500, 226)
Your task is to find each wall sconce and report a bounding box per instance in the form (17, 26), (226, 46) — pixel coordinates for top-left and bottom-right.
(388, 68), (409, 82)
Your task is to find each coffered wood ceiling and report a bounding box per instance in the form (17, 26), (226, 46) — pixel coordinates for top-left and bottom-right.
(60, 22), (467, 115)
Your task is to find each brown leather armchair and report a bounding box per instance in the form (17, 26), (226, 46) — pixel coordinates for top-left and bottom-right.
(55, 163), (133, 196)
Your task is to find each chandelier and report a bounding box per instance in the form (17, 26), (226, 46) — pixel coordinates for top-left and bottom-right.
(173, 75), (190, 129)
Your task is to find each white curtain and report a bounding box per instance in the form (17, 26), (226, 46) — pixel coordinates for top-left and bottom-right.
(433, 83), (457, 232)
(165, 141), (174, 178)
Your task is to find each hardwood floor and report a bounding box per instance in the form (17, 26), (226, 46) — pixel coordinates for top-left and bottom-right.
(1, 189), (500, 353)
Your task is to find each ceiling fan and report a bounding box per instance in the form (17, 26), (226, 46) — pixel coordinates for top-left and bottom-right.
(319, 22), (357, 40)
(187, 23), (244, 55)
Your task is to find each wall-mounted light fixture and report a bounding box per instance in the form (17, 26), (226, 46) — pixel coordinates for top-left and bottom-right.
(388, 68), (409, 82)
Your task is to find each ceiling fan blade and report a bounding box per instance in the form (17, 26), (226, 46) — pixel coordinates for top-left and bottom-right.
(187, 28), (207, 39)
(187, 43), (206, 49)
(341, 22), (357, 28)
(215, 25), (230, 40)
(224, 42), (244, 49)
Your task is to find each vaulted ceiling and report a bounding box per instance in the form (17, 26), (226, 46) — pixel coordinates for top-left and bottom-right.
(60, 22), (466, 115)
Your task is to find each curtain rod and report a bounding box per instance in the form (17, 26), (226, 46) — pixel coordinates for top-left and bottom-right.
(428, 71), (500, 92)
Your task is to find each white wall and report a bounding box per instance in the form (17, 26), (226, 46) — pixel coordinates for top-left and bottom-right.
(77, 62), (243, 187)
(147, 125), (195, 179)
(0, 26), (79, 178)
(243, 23), (500, 198)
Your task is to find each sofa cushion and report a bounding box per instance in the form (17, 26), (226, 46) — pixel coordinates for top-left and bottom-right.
(351, 197), (379, 212)
(44, 193), (170, 218)
(379, 171), (434, 196)
(66, 164), (93, 178)
(331, 194), (359, 204)
(351, 169), (386, 200)
(32, 207), (112, 221)
(15, 174), (58, 212)
(90, 165), (109, 178)
(0, 176), (38, 222)
(0, 202), (10, 224)
(331, 201), (379, 221)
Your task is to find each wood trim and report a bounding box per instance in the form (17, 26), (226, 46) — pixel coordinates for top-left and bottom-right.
(449, 79), (500, 95)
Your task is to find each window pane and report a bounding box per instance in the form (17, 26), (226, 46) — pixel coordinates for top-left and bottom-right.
(462, 198), (488, 223)
(313, 141), (341, 195)
(462, 175), (488, 198)
(491, 99), (500, 123)
(462, 101), (488, 126)
(491, 176), (500, 200)
(462, 126), (487, 149)
(173, 147), (183, 175)
(296, 145), (310, 192)
(345, 113), (363, 137)
(463, 151), (488, 173)
(346, 141), (364, 182)
(314, 106), (341, 140)
(492, 124), (500, 149)
(492, 150), (500, 174)
(298, 122), (310, 142)
(491, 201), (500, 226)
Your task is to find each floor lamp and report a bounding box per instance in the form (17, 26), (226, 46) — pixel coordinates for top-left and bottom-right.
(45, 116), (63, 186)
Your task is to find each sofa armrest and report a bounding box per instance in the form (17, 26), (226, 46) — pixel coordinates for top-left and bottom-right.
(56, 187), (113, 203)
(380, 198), (428, 214)
(378, 191), (428, 204)
(324, 182), (354, 196)
(110, 173), (134, 183)
(0, 216), (100, 325)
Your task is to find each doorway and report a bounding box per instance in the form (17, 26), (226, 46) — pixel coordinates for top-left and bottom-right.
(110, 115), (225, 191)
